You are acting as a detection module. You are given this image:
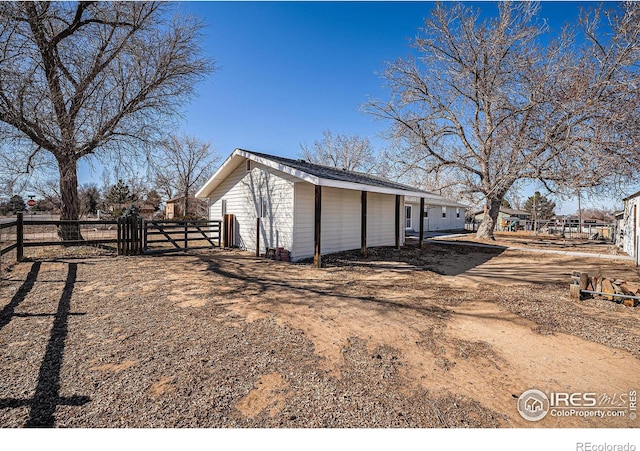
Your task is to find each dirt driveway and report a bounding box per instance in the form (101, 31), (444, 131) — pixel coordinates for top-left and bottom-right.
(1, 242), (639, 428)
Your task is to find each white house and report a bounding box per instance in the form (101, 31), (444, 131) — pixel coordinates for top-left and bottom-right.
(404, 196), (468, 232)
(621, 190), (640, 264)
(195, 149), (467, 266)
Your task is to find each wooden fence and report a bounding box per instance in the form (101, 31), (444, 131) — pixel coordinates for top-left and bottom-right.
(143, 219), (222, 253)
(0, 219), (18, 259)
(0, 213), (222, 262)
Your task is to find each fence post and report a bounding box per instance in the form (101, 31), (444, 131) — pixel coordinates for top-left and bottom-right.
(223, 214), (230, 248)
(132, 215), (138, 254)
(124, 216), (130, 255)
(16, 212), (24, 262)
(184, 220), (188, 250)
(142, 219), (147, 252)
(116, 217), (121, 255)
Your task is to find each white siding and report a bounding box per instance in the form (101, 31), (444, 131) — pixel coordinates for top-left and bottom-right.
(622, 196), (639, 260)
(207, 167), (405, 262)
(292, 184), (362, 260)
(292, 182), (315, 261)
(367, 192), (398, 247)
(321, 187), (362, 255)
(207, 162), (294, 254)
(292, 184), (400, 261)
(405, 202), (466, 232)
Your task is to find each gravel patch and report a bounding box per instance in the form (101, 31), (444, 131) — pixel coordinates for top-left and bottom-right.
(3, 243), (637, 429)
(1, 253), (503, 428)
(495, 285), (640, 358)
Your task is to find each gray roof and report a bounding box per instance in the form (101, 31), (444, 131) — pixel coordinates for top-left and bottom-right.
(623, 189), (640, 202)
(196, 148), (469, 208)
(245, 150), (436, 196)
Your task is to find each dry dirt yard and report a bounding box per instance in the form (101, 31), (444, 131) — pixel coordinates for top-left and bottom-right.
(1, 240), (639, 428)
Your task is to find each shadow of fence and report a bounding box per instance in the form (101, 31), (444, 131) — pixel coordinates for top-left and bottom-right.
(0, 262), (90, 427)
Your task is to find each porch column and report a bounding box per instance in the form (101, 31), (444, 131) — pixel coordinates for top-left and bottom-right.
(314, 185), (322, 268)
(419, 197), (425, 249)
(395, 195), (401, 250)
(361, 191), (367, 257)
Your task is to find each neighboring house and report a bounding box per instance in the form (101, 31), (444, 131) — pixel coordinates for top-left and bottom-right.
(139, 203), (157, 220)
(195, 149), (466, 263)
(621, 190), (640, 264)
(404, 196), (468, 232)
(164, 196), (208, 219)
(472, 208), (531, 231)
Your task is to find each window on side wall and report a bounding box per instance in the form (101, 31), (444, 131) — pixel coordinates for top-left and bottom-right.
(260, 196), (267, 218)
(442, 206), (447, 218)
(221, 199), (227, 217)
(456, 208), (460, 218)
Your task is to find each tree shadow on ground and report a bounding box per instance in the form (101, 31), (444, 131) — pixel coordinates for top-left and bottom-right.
(189, 251), (451, 319)
(307, 242), (507, 276)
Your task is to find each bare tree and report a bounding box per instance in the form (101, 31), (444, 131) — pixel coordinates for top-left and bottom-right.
(365, 2), (640, 239)
(153, 134), (219, 218)
(0, 2), (213, 239)
(300, 130), (378, 172)
(31, 178), (62, 214)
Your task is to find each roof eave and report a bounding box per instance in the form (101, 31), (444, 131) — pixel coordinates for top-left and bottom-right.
(197, 148), (469, 201)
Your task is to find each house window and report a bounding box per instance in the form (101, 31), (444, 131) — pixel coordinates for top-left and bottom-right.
(442, 206), (447, 218)
(424, 209), (428, 218)
(246, 160), (251, 172)
(221, 199), (227, 217)
(260, 196), (267, 218)
(405, 205), (412, 228)
(456, 208), (460, 218)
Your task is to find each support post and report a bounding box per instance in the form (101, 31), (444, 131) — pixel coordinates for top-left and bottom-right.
(361, 191), (367, 257)
(16, 212), (23, 262)
(419, 198), (425, 249)
(395, 195), (401, 250)
(314, 185), (322, 268)
(256, 217), (261, 257)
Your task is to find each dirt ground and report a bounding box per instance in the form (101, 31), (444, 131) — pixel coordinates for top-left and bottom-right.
(440, 231), (626, 256)
(1, 238), (639, 428)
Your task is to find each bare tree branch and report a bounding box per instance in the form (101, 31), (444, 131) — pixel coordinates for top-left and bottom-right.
(299, 130), (378, 173)
(364, 1), (640, 239)
(0, 1), (214, 239)
(151, 134), (219, 218)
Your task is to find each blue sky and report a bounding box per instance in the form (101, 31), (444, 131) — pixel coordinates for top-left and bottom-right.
(79, 1), (622, 214)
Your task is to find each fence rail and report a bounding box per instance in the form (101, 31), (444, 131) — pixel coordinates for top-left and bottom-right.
(143, 219), (221, 253)
(0, 220), (18, 257)
(465, 220), (615, 241)
(1, 213), (120, 263)
(1, 213), (222, 262)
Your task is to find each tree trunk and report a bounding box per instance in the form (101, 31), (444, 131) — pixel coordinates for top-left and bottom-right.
(476, 196), (502, 240)
(183, 190), (189, 218)
(57, 157), (83, 242)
